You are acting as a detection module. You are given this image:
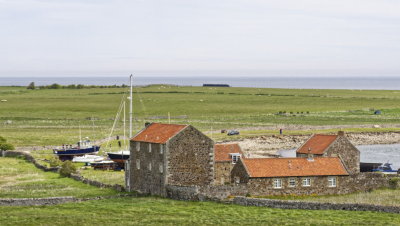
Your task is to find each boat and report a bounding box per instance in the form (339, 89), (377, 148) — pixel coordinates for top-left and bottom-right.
(72, 154), (105, 163)
(53, 140), (100, 161)
(360, 162), (382, 172)
(372, 162), (399, 174)
(106, 75), (133, 168)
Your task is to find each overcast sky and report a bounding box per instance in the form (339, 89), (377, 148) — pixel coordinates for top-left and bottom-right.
(1, 0), (400, 77)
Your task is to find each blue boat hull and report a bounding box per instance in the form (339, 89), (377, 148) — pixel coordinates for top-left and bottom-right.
(54, 146), (100, 161)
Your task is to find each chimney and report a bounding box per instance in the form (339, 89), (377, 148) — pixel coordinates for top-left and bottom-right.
(307, 148), (314, 161)
(338, 131), (345, 136)
(288, 160), (292, 169)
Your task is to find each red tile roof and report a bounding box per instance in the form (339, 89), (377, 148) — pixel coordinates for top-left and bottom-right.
(296, 134), (338, 154)
(242, 157), (348, 178)
(214, 143), (243, 162)
(131, 123), (188, 144)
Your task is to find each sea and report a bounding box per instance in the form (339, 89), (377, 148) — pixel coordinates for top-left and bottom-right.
(1, 76), (400, 89)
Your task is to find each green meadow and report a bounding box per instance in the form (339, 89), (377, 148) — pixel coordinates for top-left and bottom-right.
(2, 85), (400, 146)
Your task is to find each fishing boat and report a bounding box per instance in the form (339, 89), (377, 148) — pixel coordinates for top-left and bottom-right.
(372, 162), (399, 174)
(53, 139), (100, 161)
(106, 75), (133, 168)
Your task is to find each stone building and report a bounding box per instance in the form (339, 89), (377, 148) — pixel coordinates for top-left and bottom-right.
(231, 157), (350, 196)
(126, 123), (214, 196)
(214, 143), (244, 185)
(296, 131), (360, 174)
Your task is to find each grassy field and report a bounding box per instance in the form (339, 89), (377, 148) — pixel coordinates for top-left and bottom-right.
(260, 188), (400, 207)
(1, 197), (400, 225)
(0, 157), (120, 198)
(2, 85), (400, 146)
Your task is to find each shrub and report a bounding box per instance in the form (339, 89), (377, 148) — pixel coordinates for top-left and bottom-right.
(0, 143), (15, 151)
(389, 177), (400, 189)
(48, 156), (62, 167)
(59, 161), (77, 177)
(27, 82), (35, 90)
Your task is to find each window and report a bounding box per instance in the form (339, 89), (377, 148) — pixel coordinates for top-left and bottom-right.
(288, 178), (296, 187)
(136, 159), (140, 170)
(149, 143), (152, 153)
(273, 178), (282, 189)
(148, 162), (152, 171)
(136, 142), (140, 151)
(231, 153), (241, 164)
(159, 164), (163, 173)
(328, 176), (337, 187)
(302, 178), (311, 187)
(234, 176), (240, 184)
(160, 144), (164, 154)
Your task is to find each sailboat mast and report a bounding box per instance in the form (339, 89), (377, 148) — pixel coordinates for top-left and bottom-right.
(123, 101), (126, 150)
(129, 74), (133, 139)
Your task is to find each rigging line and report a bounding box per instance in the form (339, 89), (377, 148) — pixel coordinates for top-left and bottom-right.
(135, 87), (148, 124)
(104, 92), (127, 153)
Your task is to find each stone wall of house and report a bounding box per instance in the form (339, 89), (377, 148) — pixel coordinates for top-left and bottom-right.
(129, 141), (166, 195)
(326, 135), (360, 175)
(166, 126), (214, 186)
(230, 159), (250, 184)
(233, 197), (400, 214)
(214, 162), (233, 185)
(231, 172), (395, 196)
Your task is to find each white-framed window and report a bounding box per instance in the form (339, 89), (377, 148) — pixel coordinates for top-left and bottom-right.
(288, 178), (296, 187)
(273, 178), (282, 189)
(302, 178), (311, 187)
(159, 164), (163, 173)
(160, 144), (164, 154)
(149, 143), (152, 153)
(328, 176), (337, 187)
(136, 142), (140, 151)
(231, 153), (241, 164)
(136, 159), (140, 170)
(148, 162), (152, 171)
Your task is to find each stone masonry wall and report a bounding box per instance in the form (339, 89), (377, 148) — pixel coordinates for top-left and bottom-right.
(230, 159), (250, 184)
(326, 135), (360, 175)
(129, 141), (166, 195)
(233, 197), (400, 214)
(214, 162), (233, 185)
(166, 126), (214, 186)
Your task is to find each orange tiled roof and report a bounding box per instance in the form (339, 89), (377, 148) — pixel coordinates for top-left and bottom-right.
(131, 123), (188, 144)
(296, 134), (338, 154)
(214, 143), (243, 162)
(242, 157), (348, 178)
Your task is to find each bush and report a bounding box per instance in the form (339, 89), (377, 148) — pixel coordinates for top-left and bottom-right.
(59, 161), (77, 177)
(48, 156), (62, 167)
(389, 177), (400, 189)
(0, 143), (14, 151)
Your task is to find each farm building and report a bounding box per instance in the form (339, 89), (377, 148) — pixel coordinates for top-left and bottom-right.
(214, 143), (244, 185)
(126, 123), (214, 196)
(296, 131), (360, 175)
(231, 157), (350, 196)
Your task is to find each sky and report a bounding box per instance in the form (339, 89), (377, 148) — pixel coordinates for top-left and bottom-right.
(1, 0), (400, 77)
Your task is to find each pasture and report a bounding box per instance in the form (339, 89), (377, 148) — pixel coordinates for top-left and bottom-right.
(2, 85), (400, 146)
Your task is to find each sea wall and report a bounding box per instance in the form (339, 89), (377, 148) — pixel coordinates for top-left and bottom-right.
(233, 196), (400, 214)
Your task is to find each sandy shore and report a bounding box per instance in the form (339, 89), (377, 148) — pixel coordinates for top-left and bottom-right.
(229, 132), (400, 158)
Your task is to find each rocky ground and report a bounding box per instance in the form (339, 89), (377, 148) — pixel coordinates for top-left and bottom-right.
(225, 132), (400, 158)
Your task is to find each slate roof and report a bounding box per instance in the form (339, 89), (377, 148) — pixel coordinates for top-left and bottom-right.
(131, 123), (188, 144)
(214, 143), (243, 162)
(296, 134), (338, 154)
(241, 157), (349, 178)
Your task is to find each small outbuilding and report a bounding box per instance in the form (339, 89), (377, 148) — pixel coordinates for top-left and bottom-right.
(214, 143), (244, 185)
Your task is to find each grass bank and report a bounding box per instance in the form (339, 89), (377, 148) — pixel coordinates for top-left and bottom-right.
(0, 157), (120, 198)
(1, 197), (400, 225)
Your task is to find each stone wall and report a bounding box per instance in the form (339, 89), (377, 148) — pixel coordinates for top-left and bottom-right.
(69, 174), (125, 192)
(326, 135), (360, 175)
(129, 141), (166, 195)
(166, 126), (214, 186)
(4, 150), (59, 172)
(230, 172), (396, 196)
(214, 162), (233, 185)
(0, 197), (79, 206)
(233, 197), (400, 214)
(230, 159), (250, 183)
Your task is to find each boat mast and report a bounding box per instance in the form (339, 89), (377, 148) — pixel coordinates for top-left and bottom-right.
(123, 101), (126, 151)
(129, 74), (133, 139)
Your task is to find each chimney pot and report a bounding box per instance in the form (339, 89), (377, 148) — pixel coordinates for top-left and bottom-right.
(338, 131), (345, 136)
